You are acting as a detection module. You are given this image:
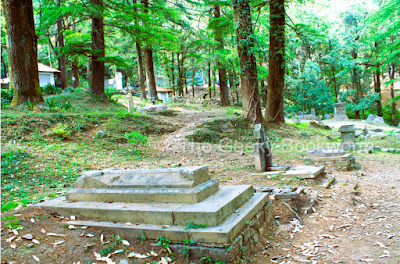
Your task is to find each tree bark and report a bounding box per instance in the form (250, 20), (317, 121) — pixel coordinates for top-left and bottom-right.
(266, 0), (285, 123)
(177, 53), (183, 96)
(55, 0), (67, 89)
(136, 41), (146, 99)
(144, 47), (157, 102)
(4, 0), (43, 106)
(171, 52), (175, 95)
(389, 63), (397, 125)
(1, 52), (8, 78)
(352, 49), (360, 119)
(133, 0), (146, 100)
(89, 0), (105, 95)
(214, 3), (229, 106)
(233, 0), (262, 123)
(208, 61), (212, 98)
(142, 0), (157, 102)
(72, 57), (79, 88)
(374, 41), (382, 117)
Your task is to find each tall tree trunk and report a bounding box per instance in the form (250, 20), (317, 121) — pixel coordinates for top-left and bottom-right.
(89, 0), (105, 95)
(144, 47), (157, 102)
(136, 41), (146, 99)
(55, 0), (67, 89)
(133, 0), (146, 100)
(208, 61), (212, 98)
(389, 63), (397, 125)
(266, 0), (285, 123)
(233, 0), (262, 123)
(72, 57), (79, 88)
(177, 53), (183, 96)
(214, 3), (229, 106)
(4, 0), (43, 106)
(374, 42), (382, 117)
(184, 70), (188, 94)
(171, 52), (175, 96)
(352, 49), (361, 119)
(142, 0), (157, 102)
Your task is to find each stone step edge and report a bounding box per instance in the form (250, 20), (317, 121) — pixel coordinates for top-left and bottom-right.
(65, 193), (269, 244)
(66, 179), (219, 203)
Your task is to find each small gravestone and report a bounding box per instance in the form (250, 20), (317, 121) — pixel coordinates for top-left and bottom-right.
(338, 125), (358, 150)
(311, 108), (316, 118)
(127, 93), (134, 112)
(333, 97), (349, 121)
(253, 124), (272, 172)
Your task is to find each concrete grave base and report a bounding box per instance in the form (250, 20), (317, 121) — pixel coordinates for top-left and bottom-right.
(137, 104), (167, 112)
(259, 166), (325, 179)
(306, 148), (356, 170)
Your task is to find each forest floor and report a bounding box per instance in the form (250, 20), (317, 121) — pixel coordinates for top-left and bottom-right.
(1, 92), (400, 263)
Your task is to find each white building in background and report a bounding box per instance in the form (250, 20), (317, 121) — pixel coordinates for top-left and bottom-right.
(145, 86), (173, 103)
(106, 72), (124, 90)
(38, 63), (60, 86)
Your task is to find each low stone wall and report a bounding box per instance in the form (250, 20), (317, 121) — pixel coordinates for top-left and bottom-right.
(163, 202), (275, 263)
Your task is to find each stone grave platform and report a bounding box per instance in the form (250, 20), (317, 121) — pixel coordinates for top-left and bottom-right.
(259, 165), (325, 179)
(34, 166), (273, 263)
(306, 148), (355, 169)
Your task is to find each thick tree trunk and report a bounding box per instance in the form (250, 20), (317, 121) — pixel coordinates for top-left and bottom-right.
(55, 0), (67, 89)
(144, 47), (157, 102)
(266, 0), (285, 123)
(89, 0), (105, 95)
(87, 59), (91, 84)
(142, 0), (157, 102)
(133, 0), (146, 100)
(4, 0), (43, 106)
(136, 41), (146, 99)
(214, 3), (229, 106)
(233, 0), (262, 123)
(389, 64), (397, 125)
(72, 57), (79, 88)
(184, 70), (188, 94)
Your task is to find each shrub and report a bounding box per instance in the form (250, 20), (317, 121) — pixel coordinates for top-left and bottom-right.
(1, 88), (13, 106)
(51, 123), (72, 139)
(125, 131), (148, 146)
(185, 129), (221, 143)
(41, 84), (63, 95)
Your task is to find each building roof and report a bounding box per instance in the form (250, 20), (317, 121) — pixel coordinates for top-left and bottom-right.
(38, 63), (61, 73)
(145, 86), (173, 93)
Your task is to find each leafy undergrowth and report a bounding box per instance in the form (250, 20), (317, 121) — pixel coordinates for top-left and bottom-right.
(1, 92), (178, 212)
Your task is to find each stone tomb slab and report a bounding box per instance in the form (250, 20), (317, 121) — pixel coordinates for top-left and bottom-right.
(64, 192), (269, 244)
(35, 185), (254, 226)
(306, 148), (345, 158)
(67, 166), (218, 203)
(283, 166), (325, 179)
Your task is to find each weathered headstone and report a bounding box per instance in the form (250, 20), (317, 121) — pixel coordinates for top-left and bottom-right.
(333, 102), (349, 121)
(127, 92), (134, 112)
(311, 108), (316, 118)
(338, 125), (358, 150)
(253, 124), (272, 172)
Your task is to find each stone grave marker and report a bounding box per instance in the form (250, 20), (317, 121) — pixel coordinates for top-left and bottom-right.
(333, 97), (349, 121)
(338, 125), (358, 150)
(253, 123), (272, 172)
(127, 92), (134, 112)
